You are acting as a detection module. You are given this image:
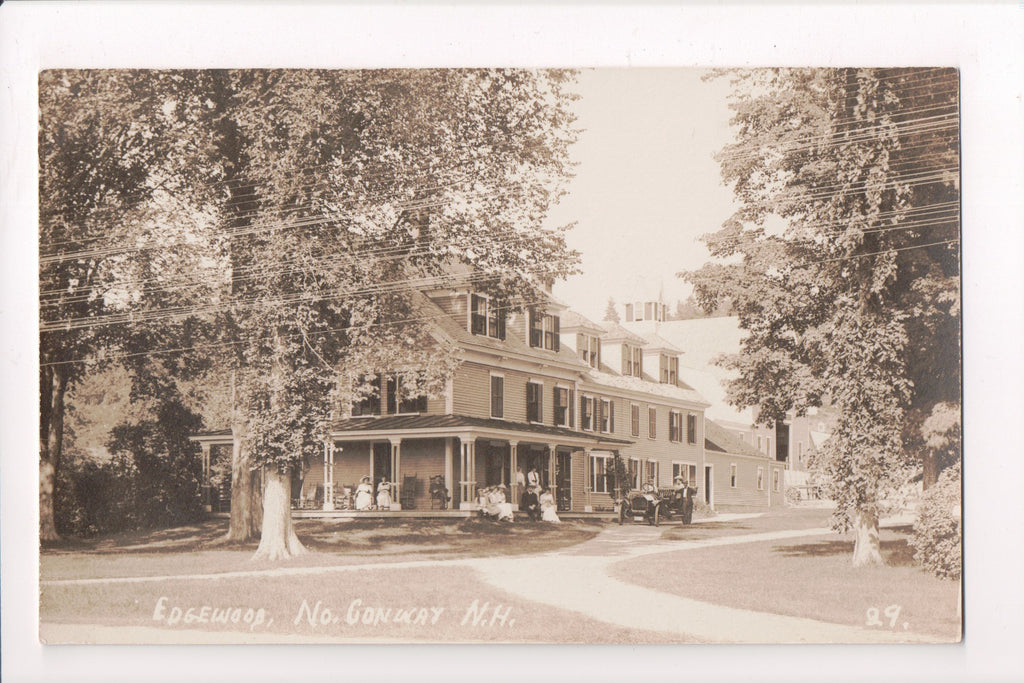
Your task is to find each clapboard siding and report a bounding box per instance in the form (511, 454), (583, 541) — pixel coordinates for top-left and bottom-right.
(705, 451), (777, 511)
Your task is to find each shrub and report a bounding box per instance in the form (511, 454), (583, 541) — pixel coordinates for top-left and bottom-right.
(785, 486), (803, 506)
(693, 495), (715, 518)
(910, 463), (961, 579)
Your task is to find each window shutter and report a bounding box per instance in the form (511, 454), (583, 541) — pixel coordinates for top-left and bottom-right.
(553, 316), (560, 351)
(497, 310), (506, 340)
(577, 333), (585, 361)
(569, 390), (575, 428)
(621, 344), (629, 374)
(609, 401), (615, 433)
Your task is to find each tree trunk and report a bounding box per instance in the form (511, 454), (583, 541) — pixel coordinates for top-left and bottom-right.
(40, 364), (67, 541)
(921, 450), (939, 491)
(851, 506), (884, 567)
(252, 466), (306, 561)
(225, 426), (258, 542)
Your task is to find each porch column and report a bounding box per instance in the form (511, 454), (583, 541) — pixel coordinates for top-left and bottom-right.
(460, 438), (476, 510)
(548, 443), (558, 502)
(200, 443), (212, 512)
(390, 438), (402, 510)
(583, 448), (593, 512)
(444, 438), (454, 505)
(509, 441), (520, 506)
(322, 442), (335, 511)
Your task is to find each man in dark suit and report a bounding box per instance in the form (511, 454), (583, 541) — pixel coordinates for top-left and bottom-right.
(521, 486), (541, 522)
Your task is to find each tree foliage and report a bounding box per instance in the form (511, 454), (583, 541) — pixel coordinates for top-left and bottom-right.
(686, 68), (960, 561)
(40, 70), (582, 555)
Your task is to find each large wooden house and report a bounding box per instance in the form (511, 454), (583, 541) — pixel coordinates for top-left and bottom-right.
(194, 285), (783, 516)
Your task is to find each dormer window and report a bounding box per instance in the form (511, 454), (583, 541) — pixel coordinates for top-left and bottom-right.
(470, 294), (506, 340)
(622, 344), (643, 377)
(577, 333), (601, 368)
(659, 354), (679, 385)
(528, 309), (560, 351)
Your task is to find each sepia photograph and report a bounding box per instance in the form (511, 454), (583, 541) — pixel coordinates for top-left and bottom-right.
(36, 63), (963, 645)
(3, 3), (1023, 682)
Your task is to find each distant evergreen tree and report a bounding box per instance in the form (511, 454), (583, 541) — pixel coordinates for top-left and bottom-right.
(603, 297), (620, 323)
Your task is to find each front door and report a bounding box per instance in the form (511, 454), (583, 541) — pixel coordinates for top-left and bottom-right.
(372, 442), (391, 485)
(556, 450), (572, 511)
(704, 464), (713, 506)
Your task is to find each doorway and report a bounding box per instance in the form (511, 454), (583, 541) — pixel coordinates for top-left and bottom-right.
(372, 442), (391, 485)
(555, 450), (572, 511)
(704, 464), (713, 507)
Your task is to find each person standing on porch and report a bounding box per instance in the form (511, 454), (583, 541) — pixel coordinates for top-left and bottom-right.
(376, 478), (392, 510)
(516, 466), (526, 490)
(527, 466), (540, 490)
(355, 475), (373, 511)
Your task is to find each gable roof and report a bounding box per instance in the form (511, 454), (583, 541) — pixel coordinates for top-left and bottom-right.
(600, 322), (648, 345)
(561, 310), (605, 335)
(704, 418), (766, 458)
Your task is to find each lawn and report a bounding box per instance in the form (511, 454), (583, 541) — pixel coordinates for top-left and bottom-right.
(610, 524), (961, 641)
(41, 564), (687, 644)
(41, 517), (603, 581)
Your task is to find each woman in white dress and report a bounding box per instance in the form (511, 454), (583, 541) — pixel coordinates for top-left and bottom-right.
(539, 487), (560, 523)
(355, 475), (374, 511)
(376, 478), (392, 510)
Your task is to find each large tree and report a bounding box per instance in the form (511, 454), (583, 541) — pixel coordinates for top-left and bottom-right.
(38, 71), (178, 540)
(41, 70), (581, 558)
(687, 68), (960, 566)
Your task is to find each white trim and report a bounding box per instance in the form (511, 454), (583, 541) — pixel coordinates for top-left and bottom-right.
(704, 464), (715, 508)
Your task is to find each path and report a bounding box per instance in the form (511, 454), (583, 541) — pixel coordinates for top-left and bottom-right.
(42, 513), (938, 643)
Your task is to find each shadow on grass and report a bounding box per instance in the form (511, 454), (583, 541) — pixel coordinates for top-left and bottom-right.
(774, 537), (917, 567)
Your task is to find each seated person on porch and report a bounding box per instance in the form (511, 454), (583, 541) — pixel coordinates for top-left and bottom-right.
(482, 485), (514, 522)
(355, 475), (374, 511)
(539, 487), (560, 523)
(376, 478), (392, 510)
(521, 486), (541, 522)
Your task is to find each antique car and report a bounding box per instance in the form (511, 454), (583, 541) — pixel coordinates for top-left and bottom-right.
(617, 486), (664, 526)
(658, 485), (697, 525)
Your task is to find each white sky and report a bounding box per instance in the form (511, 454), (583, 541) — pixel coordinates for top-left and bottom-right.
(549, 68), (737, 321)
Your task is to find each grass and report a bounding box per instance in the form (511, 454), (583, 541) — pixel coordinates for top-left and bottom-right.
(610, 523), (961, 641)
(41, 565), (688, 644)
(40, 517), (603, 581)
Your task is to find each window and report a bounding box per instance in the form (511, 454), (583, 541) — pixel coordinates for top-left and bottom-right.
(387, 374), (427, 414)
(578, 334), (601, 368)
(591, 454), (611, 493)
(669, 411), (682, 442)
(673, 462), (697, 487)
(757, 466), (765, 491)
(554, 386), (574, 427)
(645, 302), (654, 320)
(624, 303), (633, 322)
(687, 413), (697, 444)
(622, 344), (643, 377)
(351, 374), (382, 416)
(767, 437), (772, 457)
(648, 406), (657, 439)
(599, 398), (614, 433)
(757, 435), (762, 450)
(470, 294), (506, 340)
(630, 404), (640, 437)
(490, 374), (504, 418)
(581, 395), (594, 431)
(798, 442), (804, 463)
(773, 470), (781, 492)
(628, 458), (641, 490)
(528, 310), (560, 351)
(645, 460), (658, 486)
(659, 354), (678, 385)
(526, 381), (543, 422)
(633, 301), (643, 320)
(730, 464), (737, 488)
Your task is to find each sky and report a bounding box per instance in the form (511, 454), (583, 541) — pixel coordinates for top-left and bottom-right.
(547, 69), (738, 322)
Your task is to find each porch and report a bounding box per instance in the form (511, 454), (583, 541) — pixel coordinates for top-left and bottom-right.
(192, 415), (631, 517)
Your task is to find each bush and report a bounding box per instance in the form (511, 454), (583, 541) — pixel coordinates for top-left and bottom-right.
(785, 486), (803, 506)
(693, 495), (715, 518)
(910, 463), (961, 579)
(55, 400), (205, 537)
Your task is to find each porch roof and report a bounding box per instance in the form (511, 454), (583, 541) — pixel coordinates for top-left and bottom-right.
(331, 413), (633, 447)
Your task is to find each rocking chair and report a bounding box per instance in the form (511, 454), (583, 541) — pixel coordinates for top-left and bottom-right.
(401, 474), (418, 510)
(429, 474), (450, 510)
